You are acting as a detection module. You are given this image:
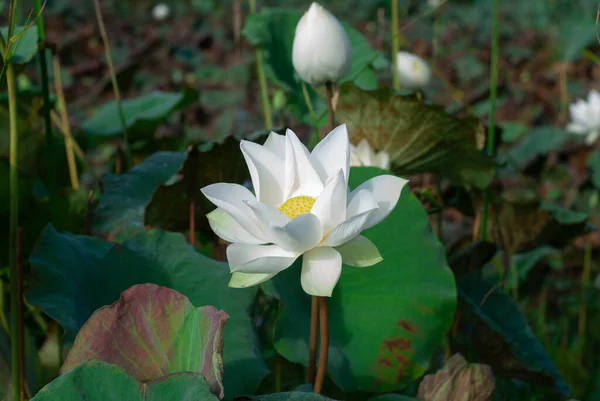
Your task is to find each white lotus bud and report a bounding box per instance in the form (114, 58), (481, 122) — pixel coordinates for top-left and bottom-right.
(396, 51), (432, 90)
(152, 3), (170, 21)
(292, 2), (352, 85)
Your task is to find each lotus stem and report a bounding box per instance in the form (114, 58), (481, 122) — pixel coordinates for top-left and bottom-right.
(53, 54), (79, 190)
(308, 296), (318, 384)
(248, 0), (273, 130)
(3, 0), (22, 396)
(300, 81), (320, 148)
(391, 0), (400, 90)
(314, 297), (329, 394)
(16, 227), (25, 400)
(326, 82), (335, 132)
(34, 0), (56, 209)
(478, 0), (499, 242)
(579, 191), (598, 354)
(93, 0), (132, 168)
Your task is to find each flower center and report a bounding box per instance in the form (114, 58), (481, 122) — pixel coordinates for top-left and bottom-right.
(278, 196), (316, 219)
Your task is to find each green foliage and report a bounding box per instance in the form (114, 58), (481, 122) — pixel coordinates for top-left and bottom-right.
(334, 83), (495, 189)
(26, 227), (268, 398)
(262, 167), (457, 392)
(457, 274), (570, 396)
(588, 149), (600, 189)
(61, 284), (228, 398)
(92, 151), (187, 241)
(80, 90), (198, 140)
(0, 26), (39, 64)
(30, 360), (218, 401)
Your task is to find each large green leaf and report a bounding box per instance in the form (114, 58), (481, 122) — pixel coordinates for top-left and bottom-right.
(61, 284), (228, 398)
(80, 90), (198, 139)
(334, 83), (495, 189)
(457, 274), (569, 396)
(0, 26), (39, 64)
(504, 127), (569, 171)
(242, 8), (386, 122)
(262, 167), (456, 392)
(30, 360), (218, 401)
(93, 152), (187, 241)
(26, 227), (268, 398)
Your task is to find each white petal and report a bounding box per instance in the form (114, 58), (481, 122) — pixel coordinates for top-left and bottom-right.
(226, 243), (299, 274)
(229, 272), (277, 288)
(301, 247), (342, 297)
(284, 129), (324, 199)
(346, 188), (378, 218)
(201, 183), (267, 241)
(310, 124), (350, 184)
(348, 175), (408, 230)
(263, 131), (286, 157)
(376, 151), (391, 170)
(335, 235), (382, 267)
(206, 208), (265, 244)
(271, 213), (323, 253)
(586, 131), (599, 145)
(240, 140), (285, 206)
(310, 170), (347, 235)
(567, 122), (588, 134)
(321, 208), (377, 247)
(355, 138), (373, 165)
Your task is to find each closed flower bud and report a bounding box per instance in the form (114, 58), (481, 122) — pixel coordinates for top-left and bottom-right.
(396, 51), (431, 90)
(292, 2), (352, 85)
(152, 3), (170, 21)
(417, 353), (495, 401)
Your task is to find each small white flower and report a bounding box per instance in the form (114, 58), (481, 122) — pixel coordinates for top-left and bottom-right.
(152, 3), (170, 21)
(396, 51), (432, 90)
(350, 139), (390, 170)
(567, 90), (600, 145)
(292, 2), (352, 85)
(201, 125), (407, 297)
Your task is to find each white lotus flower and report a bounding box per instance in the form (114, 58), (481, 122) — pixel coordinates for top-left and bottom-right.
(292, 2), (352, 85)
(201, 125), (407, 297)
(152, 3), (170, 21)
(567, 90), (600, 145)
(396, 51), (431, 90)
(350, 139), (390, 170)
(428, 0), (445, 8)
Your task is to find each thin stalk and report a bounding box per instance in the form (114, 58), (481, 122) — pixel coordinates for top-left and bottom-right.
(93, 0), (132, 167)
(188, 147), (199, 246)
(308, 296), (318, 384)
(53, 54), (79, 190)
(34, 0), (56, 210)
(301, 81), (320, 148)
(325, 82), (335, 131)
(478, 0), (499, 241)
(5, 1), (22, 398)
(248, 0), (273, 130)
(274, 354), (282, 392)
(16, 228), (24, 401)
(508, 252), (518, 300)
(314, 297), (329, 394)
(578, 191), (598, 353)
(391, 0), (400, 90)
(85, 190), (94, 236)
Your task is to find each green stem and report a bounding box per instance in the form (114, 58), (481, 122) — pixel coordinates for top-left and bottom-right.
(93, 0), (132, 168)
(6, 2), (21, 399)
(301, 81), (320, 148)
(579, 191), (598, 353)
(34, 0), (56, 207)
(478, 0), (499, 241)
(391, 0), (400, 90)
(248, 0), (273, 130)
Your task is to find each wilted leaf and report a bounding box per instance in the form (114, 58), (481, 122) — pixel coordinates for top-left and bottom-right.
(457, 274), (569, 396)
(93, 152), (187, 241)
(27, 227), (268, 398)
(30, 360), (218, 401)
(417, 353), (495, 401)
(80, 90), (198, 140)
(61, 284), (228, 398)
(334, 83), (495, 189)
(448, 241), (498, 278)
(262, 167), (456, 392)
